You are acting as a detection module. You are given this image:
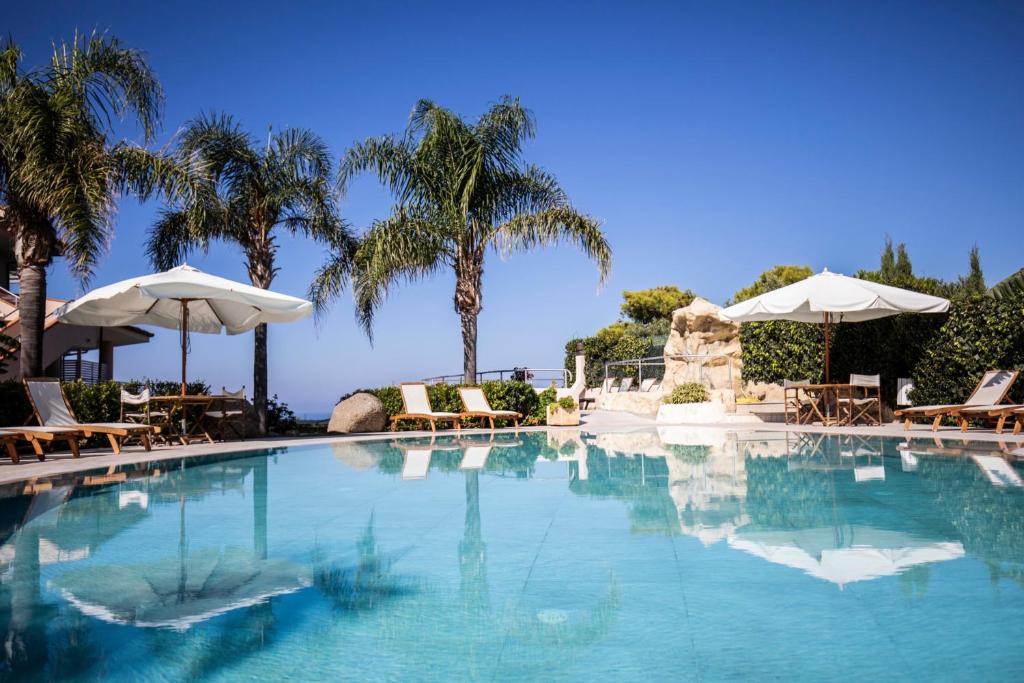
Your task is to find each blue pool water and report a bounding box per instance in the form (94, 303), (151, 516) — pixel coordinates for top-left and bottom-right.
(1, 428), (1023, 681)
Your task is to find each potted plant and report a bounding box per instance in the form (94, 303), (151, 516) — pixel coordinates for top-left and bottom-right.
(546, 396), (580, 426)
(656, 383), (727, 424)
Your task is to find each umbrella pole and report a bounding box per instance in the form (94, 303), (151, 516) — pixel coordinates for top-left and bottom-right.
(823, 313), (831, 385)
(180, 300), (189, 396)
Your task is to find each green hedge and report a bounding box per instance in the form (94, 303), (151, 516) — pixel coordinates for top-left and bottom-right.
(910, 296), (1024, 406)
(739, 320), (826, 385)
(342, 380), (548, 427)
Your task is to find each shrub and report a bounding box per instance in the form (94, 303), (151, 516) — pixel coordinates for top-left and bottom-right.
(267, 394), (298, 433)
(664, 383), (709, 404)
(739, 320), (826, 385)
(534, 386), (558, 423)
(565, 323), (650, 388)
(555, 396), (577, 411)
(620, 286), (695, 324)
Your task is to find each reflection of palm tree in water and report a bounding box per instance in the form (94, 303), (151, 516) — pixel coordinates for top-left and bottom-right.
(372, 467), (620, 679)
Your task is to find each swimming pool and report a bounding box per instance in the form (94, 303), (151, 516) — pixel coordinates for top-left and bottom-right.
(1, 428), (1022, 681)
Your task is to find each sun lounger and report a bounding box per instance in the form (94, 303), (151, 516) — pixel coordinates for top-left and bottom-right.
(893, 370), (1019, 431)
(618, 377), (635, 392)
(24, 378), (158, 454)
(457, 387), (521, 429)
(391, 382), (461, 433)
(401, 447), (432, 479)
(0, 426), (83, 462)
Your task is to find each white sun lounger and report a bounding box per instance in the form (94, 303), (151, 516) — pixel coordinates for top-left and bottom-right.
(460, 445), (491, 470)
(458, 387), (521, 428)
(391, 382), (461, 433)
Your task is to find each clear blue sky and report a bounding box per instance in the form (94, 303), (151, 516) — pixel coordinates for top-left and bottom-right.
(6, 1), (1023, 414)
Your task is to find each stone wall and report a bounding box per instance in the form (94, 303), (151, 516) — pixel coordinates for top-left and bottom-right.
(661, 297), (742, 408)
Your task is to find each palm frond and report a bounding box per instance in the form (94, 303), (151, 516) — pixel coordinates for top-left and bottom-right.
(348, 209), (451, 339)
(146, 209), (207, 271)
(990, 268), (1024, 300)
(491, 206), (611, 286)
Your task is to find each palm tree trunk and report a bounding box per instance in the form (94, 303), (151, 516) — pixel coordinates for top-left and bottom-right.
(460, 310), (478, 384)
(17, 264), (46, 378)
(248, 241), (274, 436)
(253, 323), (268, 436)
(455, 256), (483, 384)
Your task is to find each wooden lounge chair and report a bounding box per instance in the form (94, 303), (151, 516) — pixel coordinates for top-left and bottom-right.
(0, 426), (83, 462)
(457, 387), (521, 429)
(894, 370), (1019, 431)
(390, 382), (461, 433)
(963, 404), (1024, 434)
(24, 378), (158, 454)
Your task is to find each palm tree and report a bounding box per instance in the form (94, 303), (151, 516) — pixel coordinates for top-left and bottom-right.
(0, 32), (191, 378)
(312, 97), (611, 384)
(146, 113), (356, 435)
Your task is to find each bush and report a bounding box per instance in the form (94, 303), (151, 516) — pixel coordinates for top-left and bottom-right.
(555, 396), (577, 411)
(910, 295), (1024, 407)
(739, 320), (826, 385)
(620, 286), (695, 324)
(664, 383), (709, 404)
(534, 386), (558, 424)
(267, 394), (298, 433)
(565, 323), (650, 388)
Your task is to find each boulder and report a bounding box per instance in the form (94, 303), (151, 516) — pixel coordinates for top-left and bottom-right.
(662, 297), (742, 396)
(328, 393), (387, 433)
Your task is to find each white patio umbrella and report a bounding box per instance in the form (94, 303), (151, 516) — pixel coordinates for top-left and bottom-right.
(55, 264), (312, 395)
(718, 269), (949, 382)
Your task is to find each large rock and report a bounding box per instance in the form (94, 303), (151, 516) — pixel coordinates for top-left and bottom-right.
(662, 297), (742, 396)
(328, 393), (387, 433)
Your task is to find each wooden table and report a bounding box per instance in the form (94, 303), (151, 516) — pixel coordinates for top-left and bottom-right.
(149, 395), (216, 445)
(784, 383), (854, 426)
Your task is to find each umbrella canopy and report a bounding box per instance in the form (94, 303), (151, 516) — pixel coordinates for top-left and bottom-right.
(718, 269), (949, 381)
(719, 269), (949, 323)
(55, 265), (312, 394)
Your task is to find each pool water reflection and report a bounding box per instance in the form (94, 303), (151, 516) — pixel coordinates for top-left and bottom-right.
(1, 429), (1023, 680)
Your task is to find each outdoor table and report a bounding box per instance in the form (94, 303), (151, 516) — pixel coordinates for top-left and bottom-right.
(149, 395), (216, 445)
(784, 383), (854, 426)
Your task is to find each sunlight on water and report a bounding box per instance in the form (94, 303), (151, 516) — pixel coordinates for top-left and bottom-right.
(1, 428), (1023, 681)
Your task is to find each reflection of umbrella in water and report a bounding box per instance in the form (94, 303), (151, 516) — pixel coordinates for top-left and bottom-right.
(51, 459), (310, 630)
(52, 546), (310, 630)
(728, 526), (964, 587)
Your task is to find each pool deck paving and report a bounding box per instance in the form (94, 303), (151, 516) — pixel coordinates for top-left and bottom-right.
(0, 409), (1020, 489)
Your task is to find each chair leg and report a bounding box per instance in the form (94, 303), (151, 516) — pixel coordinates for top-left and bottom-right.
(996, 415), (1007, 434)
(66, 437), (79, 458)
(106, 433), (122, 455)
(4, 440), (19, 464)
(903, 418), (911, 430)
(1015, 417), (1022, 435)
(140, 432), (152, 451)
(931, 415), (942, 431)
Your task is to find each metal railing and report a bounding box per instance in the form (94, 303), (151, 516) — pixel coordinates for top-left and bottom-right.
(423, 367), (572, 388)
(59, 357), (103, 384)
(603, 353), (735, 390)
